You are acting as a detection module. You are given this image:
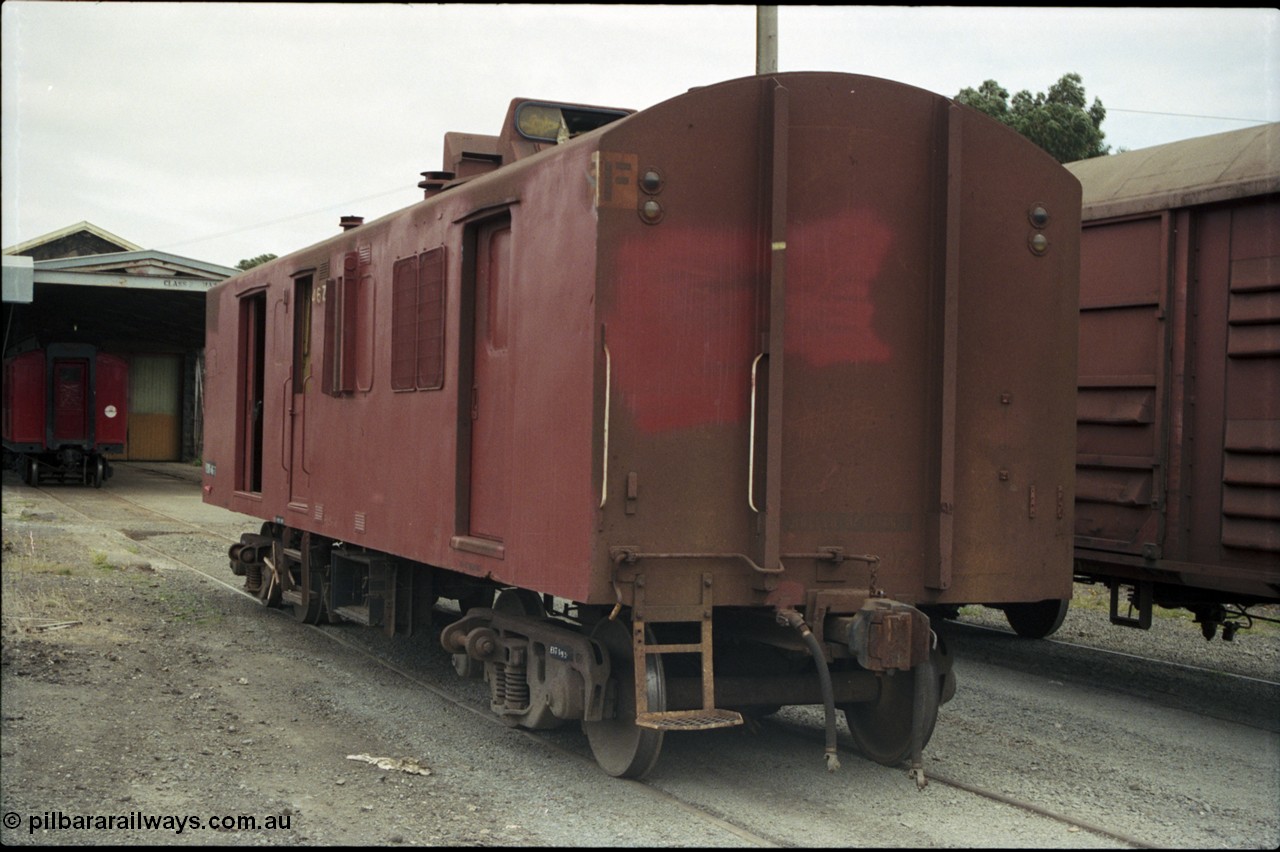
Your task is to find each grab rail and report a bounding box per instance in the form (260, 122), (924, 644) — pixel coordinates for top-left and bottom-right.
(748, 352), (765, 512)
(599, 343), (612, 509)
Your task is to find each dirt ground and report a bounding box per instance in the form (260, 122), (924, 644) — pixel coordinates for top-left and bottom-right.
(2, 464), (1277, 847)
(0, 468), (550, 846)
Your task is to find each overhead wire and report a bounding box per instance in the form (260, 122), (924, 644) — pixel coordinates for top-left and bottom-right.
(153, 185), (415, 254)
(152, 105), (1275, 258)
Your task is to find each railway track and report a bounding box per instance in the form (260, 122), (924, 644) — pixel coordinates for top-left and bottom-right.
(20, 476), (787, 847)
(12, 470), (1277, 847)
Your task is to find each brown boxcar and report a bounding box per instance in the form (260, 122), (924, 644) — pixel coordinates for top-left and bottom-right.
(202, 72), (1080, 781)
(1064, 123), (1280, 640)
(3, 343), (128, 487)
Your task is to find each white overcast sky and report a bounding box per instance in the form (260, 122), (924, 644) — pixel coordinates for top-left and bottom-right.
(3, 3), (1276, 269)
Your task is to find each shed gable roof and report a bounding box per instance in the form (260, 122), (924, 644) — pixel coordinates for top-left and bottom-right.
(3, 221), (143, 259)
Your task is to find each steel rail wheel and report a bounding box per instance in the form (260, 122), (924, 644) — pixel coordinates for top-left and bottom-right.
(492, 587), (546, 619)
(583, 618), (665, 779)
(1003, 599), (1070, 639)
(840, 654), (940, 767)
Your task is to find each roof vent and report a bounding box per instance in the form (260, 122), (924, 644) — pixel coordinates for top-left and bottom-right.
(419, 170), (456, 199)
(340, 216), (364, 231)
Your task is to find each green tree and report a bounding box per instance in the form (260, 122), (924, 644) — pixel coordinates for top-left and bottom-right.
(236, 253), (278, 271)
(955, 72), (1109, 163)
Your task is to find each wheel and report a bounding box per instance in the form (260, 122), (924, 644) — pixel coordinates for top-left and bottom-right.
(456, 587), (494, 615)
(840, 652), (940, 767)
(26, 457), (39, 486)
(582, 618), (665, 779)
(1003, 598), (1069, 639)
(492, 587), (546, 619)
(91, 457), (105, 489)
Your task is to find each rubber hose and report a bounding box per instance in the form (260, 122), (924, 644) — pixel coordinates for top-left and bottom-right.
(778, 609), (841, 771)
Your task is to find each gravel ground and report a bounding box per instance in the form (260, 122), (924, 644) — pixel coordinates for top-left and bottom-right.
(2, 463), (1277, 847)
(954, 583), (1280, 685)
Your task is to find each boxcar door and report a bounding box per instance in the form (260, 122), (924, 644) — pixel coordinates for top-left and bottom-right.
(238, 292), (267, 493)
(1074, 215), (1169, 558)
(468, 216), (513, 543)
(288, 274), (315, 507)
(52, 358), (89, 444)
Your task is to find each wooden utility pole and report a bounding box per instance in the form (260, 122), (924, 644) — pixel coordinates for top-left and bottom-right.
(756, 6), (778, 75)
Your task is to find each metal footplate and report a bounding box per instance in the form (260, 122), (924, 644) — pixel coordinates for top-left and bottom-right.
(636, 708), (743, 731)
(630, 577), (744, 732)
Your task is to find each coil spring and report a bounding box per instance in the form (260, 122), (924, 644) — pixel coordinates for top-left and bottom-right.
(245, 563), (263, 594)
(504, 657), (529, 711)
(490, 662), (507, 708)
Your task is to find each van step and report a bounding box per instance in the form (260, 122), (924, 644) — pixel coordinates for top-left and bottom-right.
(333, 604), (373, 626)
(636, 709), (743, 731)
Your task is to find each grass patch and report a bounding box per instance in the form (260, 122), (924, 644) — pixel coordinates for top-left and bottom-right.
(2, 498), (34, 519)
(90, 550), (120, 572)
(2, 559), (83, 626)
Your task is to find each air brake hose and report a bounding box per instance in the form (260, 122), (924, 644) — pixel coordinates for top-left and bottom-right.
(777, 608), (841, 771)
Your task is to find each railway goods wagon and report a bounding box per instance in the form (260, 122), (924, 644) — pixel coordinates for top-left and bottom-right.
(202, 72), (1080, 781)
(3, 343), (128, 487)
(1065, 123), (1280, 640)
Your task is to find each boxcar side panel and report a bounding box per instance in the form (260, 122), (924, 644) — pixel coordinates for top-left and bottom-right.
(1189, 198), (1280, 580)
(1074, 214), (1168, 556)
(1074, 193), (1280, 600)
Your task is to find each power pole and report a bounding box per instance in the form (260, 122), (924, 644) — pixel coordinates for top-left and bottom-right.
(756, 6), (777, 75)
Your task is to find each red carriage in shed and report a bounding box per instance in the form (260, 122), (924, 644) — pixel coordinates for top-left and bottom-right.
(3, 343), (128, 487)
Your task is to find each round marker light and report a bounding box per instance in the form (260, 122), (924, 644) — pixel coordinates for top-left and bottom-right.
(639, 199), (664, 224)
(1029, 233), (1049, 255)
(1029, 204), (1050, 228)
(640, 169), (663, 194)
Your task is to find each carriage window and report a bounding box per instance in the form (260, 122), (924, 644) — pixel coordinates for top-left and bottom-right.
(292, 275), (313, 387)
(391, 257), (418, 390)
(323, 249), (368, 395)
(515, 102), (630, 143)
(391, 248), (447, 392)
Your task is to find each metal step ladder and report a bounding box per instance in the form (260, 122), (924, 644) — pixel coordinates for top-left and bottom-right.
(631, 614), (743, 732)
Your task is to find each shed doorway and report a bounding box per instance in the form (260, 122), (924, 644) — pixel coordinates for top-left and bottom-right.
(129, 354), (182, 460)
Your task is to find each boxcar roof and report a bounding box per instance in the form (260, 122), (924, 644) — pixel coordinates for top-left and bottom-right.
(1066, 122), (1280, 221)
